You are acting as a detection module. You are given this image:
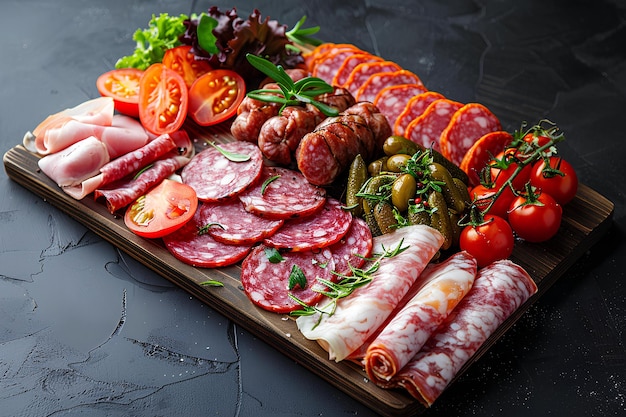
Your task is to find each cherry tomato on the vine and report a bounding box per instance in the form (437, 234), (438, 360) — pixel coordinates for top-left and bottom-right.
(96, 68), (143, 117)
(508, 191), (563, 243)
(187, 69), (246, 126)
(470, 183), (516, 220)
(489, 148), (532, 191)
(530, 156), (578, 205)
(459, 214), (515, 268)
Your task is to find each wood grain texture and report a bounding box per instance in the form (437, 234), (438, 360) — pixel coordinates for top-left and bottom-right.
(3, 142), (614, 417)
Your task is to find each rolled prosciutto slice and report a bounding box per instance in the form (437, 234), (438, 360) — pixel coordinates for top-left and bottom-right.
(364, 251), (477, 386)
(390, 259), (538, 407)
(296, 224), (444, 362)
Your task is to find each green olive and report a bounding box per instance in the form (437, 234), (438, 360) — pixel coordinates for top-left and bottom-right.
(368, 156), (388, 176)
(385, 154), (412, 173)
(391, 173), (417, 212)
(383, 135), (420, 157)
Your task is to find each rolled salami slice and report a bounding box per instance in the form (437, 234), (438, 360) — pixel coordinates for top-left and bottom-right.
(163, 205), (252, 268)
(364, 251), (477, 386)
(405, 98), (464, 152)
(199, 200), (284, 245)
(344, 61), (403, 96)
(238, 166), (327, 220)
(263, 197), (352, 252)
(240, 244), (336, 313)
(390, 259), (538, 407)
(296, 224), (444, 362)
(439, 102), (502, 166)
(394, 91), (445, 136)
(181, 141), (263, 202)
(373, 84), (428, 128)
(333, 53), (383, 87)
(355, 70), (424, 103)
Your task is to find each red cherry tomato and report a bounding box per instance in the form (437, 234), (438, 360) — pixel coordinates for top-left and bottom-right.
(470, 183), (516, 220)
(489, 148), (532, 191)
(124, 179), (198, 239)
(96, 68), (143, 117)
(508, 191), (563, 242)
(459, 214), (515, 268)
(139, 63), (189, 136)
(187, 69), (246, 126)
(530, 156), (578, 205)
(162, 45), (213, 88)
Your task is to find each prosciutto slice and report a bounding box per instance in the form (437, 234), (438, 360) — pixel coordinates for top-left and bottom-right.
(363, 251), (477, 386)
(390, 259), (538, 407)
(296, 224), (444, 362)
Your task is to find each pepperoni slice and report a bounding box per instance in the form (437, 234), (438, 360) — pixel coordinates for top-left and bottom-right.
(332, 53), (383, 87)
(263, 198), (353, 252)
(404, 98), (464, 152)
(355, 70), (424, 103)
(394, 91), (445, 136)
(162, 206), (252, 268)
(344, 61), (403, 96)
(373, 84), (428, 128)
(240, 244), (336, 313)
(181, 141), (263, 202)
(238, 166), (327, 219)
(439, 103), (502, 166)
(459, 130), (514, 186)
(199, 200), (284, 245)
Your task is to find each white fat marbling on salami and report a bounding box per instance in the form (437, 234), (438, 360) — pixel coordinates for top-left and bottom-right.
(181, 141), (263, 202)
(344, 61), (403, 96)
(405, 99), (464, 152)
(364, 251), (477, 386)
(296, 225), (444, 362)
(394, 91), (445, 136)
(354, 70), (423, 103)
(238, 166), (326, 219)
(328, 217), (373, 275)
(390, 259), (537, 407)
(240, 244), (336, 313)
(373, 84), (427, 128)
(263, 197), (352, 252)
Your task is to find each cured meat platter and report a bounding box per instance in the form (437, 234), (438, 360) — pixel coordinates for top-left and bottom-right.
(3, 119), (614, 416)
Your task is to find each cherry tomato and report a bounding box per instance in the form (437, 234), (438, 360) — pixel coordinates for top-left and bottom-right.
(124, 179), (198, 239)
(530, 156), (578, 205)
(96, 68), (143, 117)
(470, 183), (515, 219)
(187, 69), (246, 126)
(508, 191), (562, 242)
(523, 132), (552, 149)
(139, 63), (189, 135)
(162, 45), (213, 88)
(489, 148), (532, 191)
(459, 214), (515, 268)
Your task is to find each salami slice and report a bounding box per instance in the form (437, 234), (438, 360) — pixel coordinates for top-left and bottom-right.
(460, 130), (514, 187)
(344, 61), (403, 96)
(404, 98), (464, 152)
(238, 166), (327, 219)
(264, 197), (352, 252)
(439, 102), (502, 166)
(181, 141), (263, 202)
(309, 43), (363, 74)
(332, 53), (383, 87)
(327, 216), (373, 276)
(199, 200), (284, 245)
(355, 70), (424, 103)
(373, 84), (428, 128)
(240, 244), (336, 313)
(390, 259), (538, 407)
(162, 205), (252, 268)
(313, 48), (363, 84)
(394, 91), (445, 136)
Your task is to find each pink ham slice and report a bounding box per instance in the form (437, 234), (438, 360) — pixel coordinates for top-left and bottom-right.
(296, 224), (444, 362)
(363, 251), (477, 386)
(390, 259), (538, 407)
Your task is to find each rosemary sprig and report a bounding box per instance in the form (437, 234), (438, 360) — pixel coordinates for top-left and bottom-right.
(285, 16), (323, 51)
(209, 141), (251, 162)
(245, 54), (339, 117)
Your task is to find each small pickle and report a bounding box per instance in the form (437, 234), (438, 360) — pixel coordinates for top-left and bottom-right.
(383, 135), (419, 157)
(345, 154), (368, 217)
(360, 174), (396, 236)
(368, 156), (388, 177)
(428, 191), (453, 250)
(386, 154), (412, 173)
(429, 162), (467, 214)
(391, 173), (417, 212)
(452, 177), (472, 208)
(448, 210), (462, 248)
(373, 202), (397, 234)
(407, 203), (431, 226)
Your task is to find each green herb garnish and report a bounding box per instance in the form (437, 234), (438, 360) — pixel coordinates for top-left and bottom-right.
(200, 280), (224, 287)
(288, 265), (307, 290)
(264, 247), (284, 263)
(197, 222), (224, 235)
(285, 16), (323, 51)
(209, 141), (251, 162)
(261, 175), (281, 195)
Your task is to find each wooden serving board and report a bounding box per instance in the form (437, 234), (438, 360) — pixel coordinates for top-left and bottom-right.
(3, 136), (614, 416)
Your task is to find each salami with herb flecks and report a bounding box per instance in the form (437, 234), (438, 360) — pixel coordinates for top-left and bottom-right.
(394, 91), (445, 136)
(263, 197), (352, 252)
(240, 244), (336, 313)
(373, 84), (428, 128)
(238, 166), (326, 219)
(181, 141), (263, 202)
(405, 98), (464, 152)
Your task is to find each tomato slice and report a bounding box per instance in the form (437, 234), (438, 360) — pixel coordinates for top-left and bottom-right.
(188, 69), (246, 126)
(162, 45), (213, 88)
(124, 179), (198, 239)
(139, 63), (189, 135)
(96, 68), (143, 117)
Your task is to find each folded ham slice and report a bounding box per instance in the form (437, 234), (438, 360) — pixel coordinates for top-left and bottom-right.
(390, 259), (538, 407)
(296, 224), (444, 362)
(364, 251), (477, 386)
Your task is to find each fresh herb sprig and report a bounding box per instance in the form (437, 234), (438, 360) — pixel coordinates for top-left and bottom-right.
(208, 141), (251, 162)
(285, 16), (324, 51)
(245, 54), (339, 117)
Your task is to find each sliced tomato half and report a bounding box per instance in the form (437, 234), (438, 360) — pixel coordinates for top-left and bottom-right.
(162, 45), (213, 88)
(124, 179), (198, 239)
(188, 69), (246, 126)
(96, 68), (143, 117)
(139, 63), (189, 135)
